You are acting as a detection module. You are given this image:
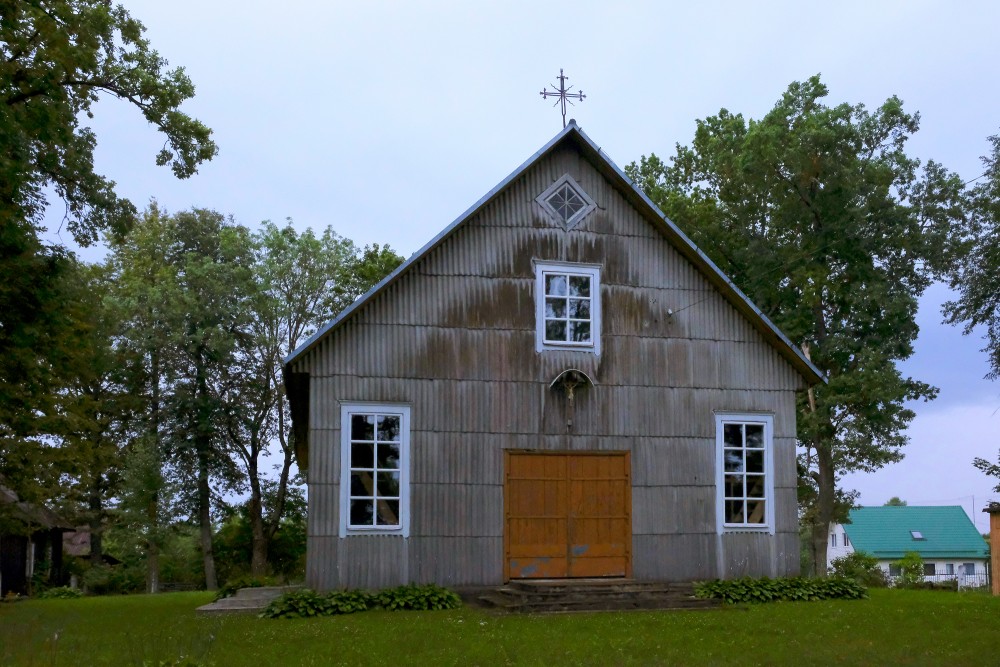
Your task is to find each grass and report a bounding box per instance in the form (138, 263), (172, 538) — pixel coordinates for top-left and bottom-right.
(1, 588), (999, 666)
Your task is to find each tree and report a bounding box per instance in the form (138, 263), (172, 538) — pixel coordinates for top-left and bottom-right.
(0, 1), (216, 505)
(943, 130), (1000, 379)
(627, 76), (964, 575)
(223, 223), (402, 577)
(884, 497), (908, 506)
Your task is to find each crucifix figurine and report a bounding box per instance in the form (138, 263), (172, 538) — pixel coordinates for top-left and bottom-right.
(540, 69), (586, 128)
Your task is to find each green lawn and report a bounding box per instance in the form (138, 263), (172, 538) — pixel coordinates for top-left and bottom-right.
(1, 589), (998, 666)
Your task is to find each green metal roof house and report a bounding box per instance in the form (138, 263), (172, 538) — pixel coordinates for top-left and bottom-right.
(827, 506), (990, 586)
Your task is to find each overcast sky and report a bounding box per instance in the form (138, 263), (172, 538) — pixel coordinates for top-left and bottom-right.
(49, 1), (1000, 531)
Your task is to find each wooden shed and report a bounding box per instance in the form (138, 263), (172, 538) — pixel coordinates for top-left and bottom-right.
(284, 122), (824, 590)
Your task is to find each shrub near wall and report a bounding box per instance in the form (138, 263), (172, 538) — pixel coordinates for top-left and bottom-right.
(261, 584), (461, 619)
(694, 576), (867, 604)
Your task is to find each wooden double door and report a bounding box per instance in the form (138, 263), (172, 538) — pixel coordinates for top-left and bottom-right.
(504, 451), (631, 580)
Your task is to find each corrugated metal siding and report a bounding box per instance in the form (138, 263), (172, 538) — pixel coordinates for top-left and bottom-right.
(302, 144), (805, 589)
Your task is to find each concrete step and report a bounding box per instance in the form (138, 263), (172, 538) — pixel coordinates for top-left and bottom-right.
(196, 585), (302, 615)
(479, 579), (719, 614)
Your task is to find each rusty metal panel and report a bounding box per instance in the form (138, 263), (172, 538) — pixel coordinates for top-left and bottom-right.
(632, 485), (716, 535)
(632, 534), (718, 581)
(721, 532), (777, 578)
(307, 483), (338, 538)
(409, 537), (504, 586)
(411, 483), (503, 537)
(630, 437), (715, 487)
(305, 536), (338, 591)
(338, 536), (407, 589)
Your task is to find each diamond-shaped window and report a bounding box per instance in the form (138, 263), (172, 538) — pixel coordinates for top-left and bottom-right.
(536, 175), (596, 229)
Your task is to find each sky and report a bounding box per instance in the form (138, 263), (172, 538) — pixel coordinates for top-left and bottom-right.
(46, 1), (1000, 532)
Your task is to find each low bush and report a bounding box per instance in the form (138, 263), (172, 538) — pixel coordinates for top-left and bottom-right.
(372, 584), (462, 611)
(829, 551), (889, 587)
(694, 576), (867, 604)
(892, 552), (926, 588)
(261, 583), (461, 619)
(39, 586), (84, 599)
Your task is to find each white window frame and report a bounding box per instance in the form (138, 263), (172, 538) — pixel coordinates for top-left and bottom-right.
(715, 412), (775, 534)
(831, 533), (837, 548)
(535, 174), (597, 230)
(534, 261), (601, 355)
(339, 402), (411, 537)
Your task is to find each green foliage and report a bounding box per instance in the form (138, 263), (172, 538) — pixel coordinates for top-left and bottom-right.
(82, 563), (145, 595)
(39, 586), (83, 599)
(694, 576), (867, 604)
(260, 584), (461, 619)
(829, 551), (889, 587)
(213, 575), (275, 602)
(893, 551), (926, 588)
(627, 75), (965, 573)
(885, 497), (908, 506)
(372, 584), (463, 611)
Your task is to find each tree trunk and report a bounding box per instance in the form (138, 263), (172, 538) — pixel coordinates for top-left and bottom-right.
(198, 454), (217, 590)
(810, 440), (836, 576)
(147, 348), (161, 594)
(88, 486), (103, 568)
(248, 459), (267, 577)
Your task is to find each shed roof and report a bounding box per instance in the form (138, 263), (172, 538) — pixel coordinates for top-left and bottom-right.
(843, 506), (989, 560)
(0, 481), (73, 531)
(285, 121), (825, 385)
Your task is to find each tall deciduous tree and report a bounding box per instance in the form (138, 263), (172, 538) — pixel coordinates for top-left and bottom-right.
(1, 1), (215, 504)
(627, 76), (964, 574)
(944, 131), (1000, 379)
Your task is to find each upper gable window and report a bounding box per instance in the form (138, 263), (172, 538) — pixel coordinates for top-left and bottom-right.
(536, 175), (596, 230)
(535, 261), (601, 355)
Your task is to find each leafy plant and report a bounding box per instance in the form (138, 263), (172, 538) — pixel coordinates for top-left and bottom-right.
(893, 552), (927, 588)
(261, 584), (461, 619)
(694, 576), (867, 604)
(39, 586), (84, 600)
(829, 551), (889, 587)
(372, 584), (462, 611)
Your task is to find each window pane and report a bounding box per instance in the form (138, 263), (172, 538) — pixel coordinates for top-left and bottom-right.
(377, 471), (400, 497)
(377, 443), (400, 470)
(546, 297), (566, 318)
(889, 565), (901, 577)
(568, 276), (590, 297)
(377, 500), (400, 526)
(568, 298), (590, 318)
(377, 415), (400, 442)
(745, 424), (764, 448)
(923, 564), (936, 576)
(724, 474), (742, 497)
(723, 423), (742, 447)
(569, 321), (591, 342)
(725, 500), (744, 523)
(546, 274), (567, 296)
(745, 449), (764, 473)
(350, 499), (374, 526)
(351, 443), (374, 469)
(723, 449), (743, 472)
(350, 471), (373, 496)
(746, 475), (766, 498)
(545, 320), (567, 341)
(745, 500), (766, 524)
(351, 414), (374, 441)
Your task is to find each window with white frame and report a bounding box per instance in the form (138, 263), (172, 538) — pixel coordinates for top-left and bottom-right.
(946, 563), (955, 575)
(340, 404), (410, 536)
(830, 533), (837, 548)
(535, 262), (601, 355)
(535, 174), (597, 230)
(716, 413), (774, 533)
(843, 532), (849, 547)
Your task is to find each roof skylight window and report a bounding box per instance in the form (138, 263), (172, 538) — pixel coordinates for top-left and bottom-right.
(910, 530), (924, 540)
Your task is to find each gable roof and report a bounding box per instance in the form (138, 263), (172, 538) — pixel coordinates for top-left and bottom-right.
(843, 506), (989, 560)
(285, 121), (824, 385)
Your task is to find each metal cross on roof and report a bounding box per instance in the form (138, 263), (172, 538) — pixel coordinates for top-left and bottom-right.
(540, 69), (586, 128)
